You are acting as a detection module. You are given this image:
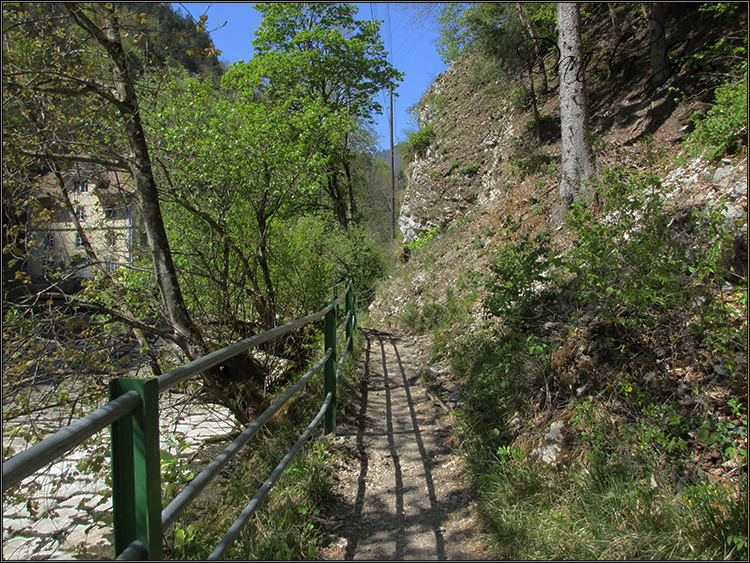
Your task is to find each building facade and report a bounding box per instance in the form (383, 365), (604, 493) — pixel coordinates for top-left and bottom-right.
(27, 170), (145, 280)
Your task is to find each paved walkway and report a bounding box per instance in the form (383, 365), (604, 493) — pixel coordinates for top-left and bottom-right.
(2, 392), (235, 560)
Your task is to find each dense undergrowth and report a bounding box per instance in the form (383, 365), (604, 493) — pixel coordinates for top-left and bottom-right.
(379, 5), (748, 556)
(453, 160), (746, 559)
(387, 62), (748, 556)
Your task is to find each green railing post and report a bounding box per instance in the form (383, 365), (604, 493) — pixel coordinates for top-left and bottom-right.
(324, 301), (337, 434)
(345, 281), (354, 353)
(110, 377), (163, 559)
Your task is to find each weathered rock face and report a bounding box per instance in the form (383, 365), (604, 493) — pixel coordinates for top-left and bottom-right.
(398, 56), (517, 245)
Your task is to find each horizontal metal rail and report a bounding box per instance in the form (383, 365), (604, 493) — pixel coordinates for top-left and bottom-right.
(3, 281), (358, 561)
(208, 391), (334, 560)
(156, 306), (333, 394)
(337, 309), (352, 345)
(116, 540), (148, 561)
(2, 390), (142, 492)
(161, 347), (333, 529)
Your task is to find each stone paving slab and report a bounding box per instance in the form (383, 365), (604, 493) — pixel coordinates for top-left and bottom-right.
(3, 391), (235, 560)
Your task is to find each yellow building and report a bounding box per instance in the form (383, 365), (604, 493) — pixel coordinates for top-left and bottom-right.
(27, 170), (145, 280)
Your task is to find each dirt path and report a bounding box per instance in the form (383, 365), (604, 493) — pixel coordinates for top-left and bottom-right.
(318, 329), (492, 560)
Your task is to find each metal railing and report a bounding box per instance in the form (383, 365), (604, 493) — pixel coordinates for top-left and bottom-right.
(2, 281), (358, 560)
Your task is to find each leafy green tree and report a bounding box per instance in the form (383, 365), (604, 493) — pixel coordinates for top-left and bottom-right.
(152, 71), (333, 330)
(2, 2), (269, 425)
(242, 2), (403, 229)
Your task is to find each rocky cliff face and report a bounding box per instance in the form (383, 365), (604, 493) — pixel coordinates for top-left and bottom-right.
(377, 43), (747, 325)
(397, 4), (748, 250)
(398, 56), (518, 245)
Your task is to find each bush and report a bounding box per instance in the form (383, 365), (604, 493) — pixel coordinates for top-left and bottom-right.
(406, 126), (436, 159)
(484, 221), (560, 330)
(510, 86), (534, 113)
(565, 166), (740, 356)
(689, 70), (748, 160)
(456, 157), (747, 559)
(405, 226), (440, 252)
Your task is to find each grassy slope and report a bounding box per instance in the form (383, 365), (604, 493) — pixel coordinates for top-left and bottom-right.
(370, 3), (748, 559)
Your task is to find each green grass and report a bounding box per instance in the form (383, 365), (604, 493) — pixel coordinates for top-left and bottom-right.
(162, 330), (365, 560)
(472, 452), (747, 559)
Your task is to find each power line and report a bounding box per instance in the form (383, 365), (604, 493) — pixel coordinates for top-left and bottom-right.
(396, 27), (431, 67)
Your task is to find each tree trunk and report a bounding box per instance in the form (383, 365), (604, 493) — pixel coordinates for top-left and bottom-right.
(327, 172), (349, 229)
(649, 3), (669, 89)
(343, 158), (357, 224)
(557, 2), (595, 210)
(65, 4), (264, 426)
(608, 3), (622, 37)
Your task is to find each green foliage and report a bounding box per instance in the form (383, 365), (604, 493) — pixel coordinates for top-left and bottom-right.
(405, 126), (436, 159)
(484, 222), (559, 329)
(405, 226), (440, 251)
(457, 146), (747, 558)
(250, 2), (402, 123)
(564, 166), (741, 359)
(275, 215), (389, 316)
(689, 69), (748, 160)
(458, 396), (747, 560)
(453, 328), (550, 447)
(397, 280), (477, 359)
(435, 3), (473, 63)
(510, 86), (534, 113)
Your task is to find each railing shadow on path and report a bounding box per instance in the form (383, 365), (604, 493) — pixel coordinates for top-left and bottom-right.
(341, 328), (449, 560)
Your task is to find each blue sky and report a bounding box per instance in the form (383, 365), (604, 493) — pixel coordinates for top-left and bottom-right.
(172, 2), (448, 152)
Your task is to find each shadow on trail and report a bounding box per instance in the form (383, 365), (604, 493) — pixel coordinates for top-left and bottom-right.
(342, 328), (449, 560)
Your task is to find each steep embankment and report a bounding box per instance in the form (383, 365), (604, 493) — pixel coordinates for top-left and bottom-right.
(367, 4), (747, 559)
(372, 4), (747, 325)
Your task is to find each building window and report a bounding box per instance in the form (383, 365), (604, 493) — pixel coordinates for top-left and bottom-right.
(75, 206), (86, 221)
(73, 178), (89, 193)
(107, 234), (117, 248)
(75, 232), (84, 248)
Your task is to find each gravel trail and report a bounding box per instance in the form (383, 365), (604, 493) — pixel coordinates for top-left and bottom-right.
(318, 329), (492, 560)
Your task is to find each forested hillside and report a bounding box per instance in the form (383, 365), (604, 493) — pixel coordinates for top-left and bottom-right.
(369, 2), (748, 559)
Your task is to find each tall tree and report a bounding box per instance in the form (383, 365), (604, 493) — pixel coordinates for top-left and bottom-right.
(556, 2), (595, 211)
(247, 2), (402, 229)
(648, 2), (669, 89)
(2, 3), (267, 425)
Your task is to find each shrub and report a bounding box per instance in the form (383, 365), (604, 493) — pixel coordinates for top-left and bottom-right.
(510, 85), (534, 113)
(406, 126), (436, 159)
(689, 69), (748, 160)
(484, 221), (560, 330)
(564, 166), (740, 357)
(509, 147), (554, 177)
(405, 226), (440, 252)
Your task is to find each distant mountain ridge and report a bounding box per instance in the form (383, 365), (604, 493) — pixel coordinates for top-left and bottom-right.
(374, 149), (403, 171)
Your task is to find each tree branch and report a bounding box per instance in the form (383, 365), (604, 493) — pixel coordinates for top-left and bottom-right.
(14, 148), (129, 170)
